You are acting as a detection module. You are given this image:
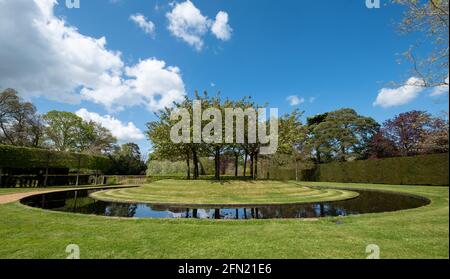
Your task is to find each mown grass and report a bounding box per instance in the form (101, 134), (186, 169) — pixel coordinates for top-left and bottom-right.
(0, 181), (448, 259)
(90, 180), (359, 205)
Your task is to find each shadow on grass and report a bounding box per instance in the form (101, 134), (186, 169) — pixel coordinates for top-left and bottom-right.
(147, 175), (274, 185)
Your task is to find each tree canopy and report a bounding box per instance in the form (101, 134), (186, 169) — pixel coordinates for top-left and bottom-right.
(394, 0), (449, 88)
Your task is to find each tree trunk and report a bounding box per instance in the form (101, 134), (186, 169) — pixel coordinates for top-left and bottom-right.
(199, 160), (205, 175)
(243, 151), (248, 177)
(192, 149), (199, 179)
(254, 153), (258, 180)
(195, 154), (199, 178)
(214, 147), (220, 180)
(249, 153), (254, 179)
(217, 149), (220, 180)
(186, 153), (191, 180)
(95, 170), (98, 185)
(315, 147), (321, 163)
(234, 153), (239, 177)
(214, 152), (217, 179)
(214, 209), (220, 219)
(341, 146), (346, 161)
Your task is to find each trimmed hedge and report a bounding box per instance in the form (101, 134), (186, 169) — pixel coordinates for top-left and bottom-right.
(302, 153), (449, 186)
(0, 145), (110, 171)
(261, 168), (297, 180)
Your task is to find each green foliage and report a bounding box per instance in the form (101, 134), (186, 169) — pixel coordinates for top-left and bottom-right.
(43, 110), (116, 153)
(277, 109), (307, 154)
(0, 89), (44, 147)
(146, 93), (288, 180)
(108, 143), (147, 175)
(308, 108), (379, 162)
(105, 176), (118, 185)
(147, 160), (189, 176)
(0, 144), (110, 171)
(198, 157), (215, 175)
(146, 158), (226, 177)
(43, 110), (85, 151)
(302, 153), (449, 186)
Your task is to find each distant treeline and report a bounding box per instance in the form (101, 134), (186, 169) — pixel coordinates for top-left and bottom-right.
(0, 89), (147, 175)
(147, 93), (449, 180)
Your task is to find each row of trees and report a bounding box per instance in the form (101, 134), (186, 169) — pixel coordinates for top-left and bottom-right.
(369, 110), (449, 158)
(305, 109), (448, 163)
(147, 93), (449, 180)
(147, 93), (290, 180)
(0, 89), (146, 175)
(1, 89), (115, 153)
(3, 88), (447, 179)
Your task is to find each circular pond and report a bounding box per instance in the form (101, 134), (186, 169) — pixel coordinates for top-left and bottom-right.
(20, 187), (430, 219)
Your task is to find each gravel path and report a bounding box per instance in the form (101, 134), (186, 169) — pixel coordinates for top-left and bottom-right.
(0, 185), (135, 204)
(0, 190), (57, 204)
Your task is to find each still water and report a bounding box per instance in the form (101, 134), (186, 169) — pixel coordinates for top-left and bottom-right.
(20, 188), (429, 219)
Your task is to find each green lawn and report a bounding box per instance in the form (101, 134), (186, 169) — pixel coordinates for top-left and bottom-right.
(0, 181), (448, 259)
(90, 180), (359, 205)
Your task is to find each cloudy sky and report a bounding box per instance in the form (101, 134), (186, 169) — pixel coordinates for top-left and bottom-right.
(0, 0), (448, 153)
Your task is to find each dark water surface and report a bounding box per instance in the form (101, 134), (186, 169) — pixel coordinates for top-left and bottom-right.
(20, 188), (430, 219)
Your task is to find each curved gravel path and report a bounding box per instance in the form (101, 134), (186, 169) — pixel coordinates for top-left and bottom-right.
(0, 185), (135, 204)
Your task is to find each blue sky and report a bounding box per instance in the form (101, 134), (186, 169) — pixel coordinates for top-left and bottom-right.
(0, 0), (448, 154)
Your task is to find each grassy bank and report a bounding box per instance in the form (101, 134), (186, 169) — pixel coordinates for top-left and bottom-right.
(90, 180), (359, 205)
(0, 181), (448, 259)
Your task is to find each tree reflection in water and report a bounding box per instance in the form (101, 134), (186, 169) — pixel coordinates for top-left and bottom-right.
(105, 203), (137, 218)
(21, 188), (430, 220)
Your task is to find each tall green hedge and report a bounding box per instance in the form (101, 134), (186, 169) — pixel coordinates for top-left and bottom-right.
(0, 145), (110, 171)
(302, 153), (449, 186)
(259, 167), (297, 180)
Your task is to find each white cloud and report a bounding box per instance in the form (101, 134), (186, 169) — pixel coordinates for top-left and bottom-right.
(309, 97), (316, 103)
(286, 95), (305, 106)
(373, 77), (425, 108)
(0, 0), (185, 112)
(81, 58), (185, 112)
(0, 0), (122, 103)
(430, 76), (449, 96)
(76, 108), (145, 142)
(130, 13), (155, 37)
(211, 11), (232, 41)
(166, 0), (210, 51)
(125, 59), (185, 111)
(166, 1), (232, 50)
